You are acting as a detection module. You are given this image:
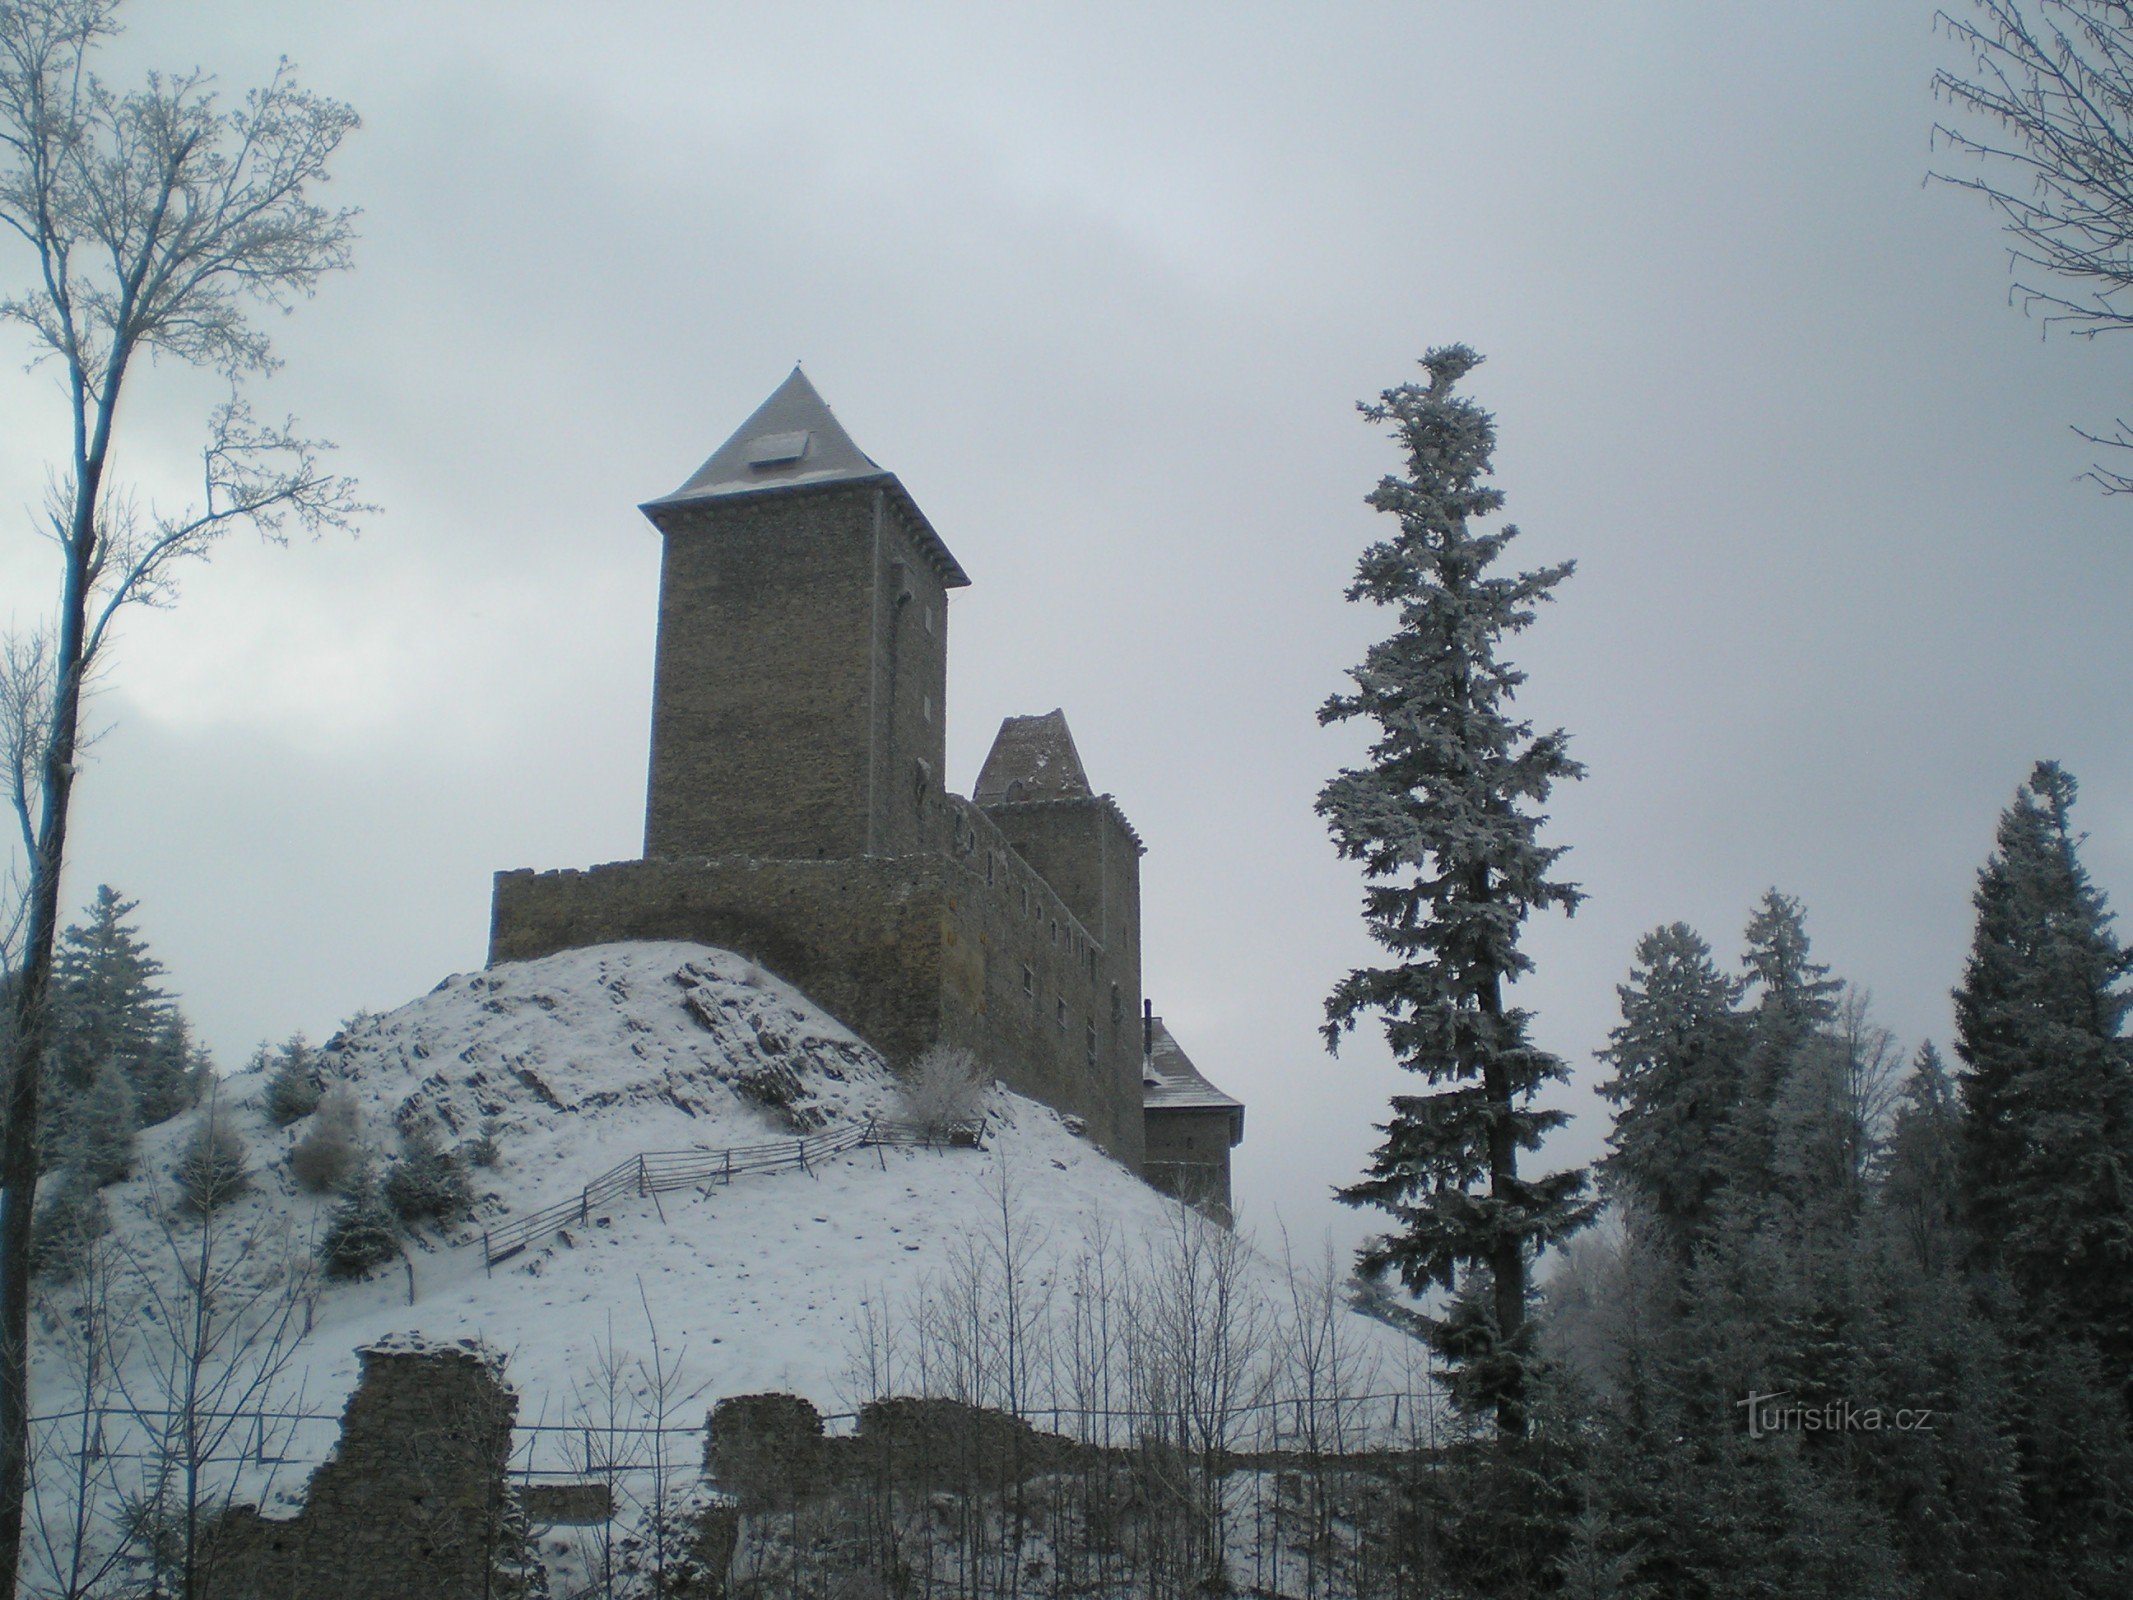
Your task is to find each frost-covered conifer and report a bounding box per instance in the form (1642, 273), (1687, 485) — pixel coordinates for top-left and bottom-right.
(259, 1034), (323, 1127)
(1318, 345), (1592, 1435)
(384, 1125), (471, 1226)
(1955, 761), (2133, 1391)
(319, 1159), (400, 1280)
(1596, 922), (1746, 1262)
(174, 1106), (249, 1213)
(1725, 890), (1843, 1203)
(1878, 1042), (1961, 1276)
(46, 887), (203, 1132)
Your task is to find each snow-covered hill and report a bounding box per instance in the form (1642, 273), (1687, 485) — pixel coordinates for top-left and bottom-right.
(32, 942), (1427, 1511)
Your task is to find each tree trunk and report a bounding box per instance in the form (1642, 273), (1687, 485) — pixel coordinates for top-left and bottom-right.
(0, 462), (100, 1600)
(1482, 972), (1526, 1440)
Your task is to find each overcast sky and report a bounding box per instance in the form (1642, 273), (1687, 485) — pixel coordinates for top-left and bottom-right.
(4, 1), (2131, 1260)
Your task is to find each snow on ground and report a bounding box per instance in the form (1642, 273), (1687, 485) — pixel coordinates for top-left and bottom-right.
(32, 942), (1427, 1493)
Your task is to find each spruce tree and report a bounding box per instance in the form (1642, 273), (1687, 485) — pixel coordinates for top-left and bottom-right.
(1878, 1042), (1961, 1277)
(1319, 344), (1593, 1435)
(46, 886), (202, 1129)
(1954, 761), (2133, 1394)
(1595, 922), (1746, 1263)
(1726, 891), (1843, 1206)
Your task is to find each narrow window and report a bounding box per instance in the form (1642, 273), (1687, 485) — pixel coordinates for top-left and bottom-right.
(1110, 984), (1121, 1029)
(921, 693), (932, 723)
(1085, 1022), (1097, 1064)
(1023, 963), (1035, 997)
(986, 852), (996, 886)
(1056, 998), (1067, 1031)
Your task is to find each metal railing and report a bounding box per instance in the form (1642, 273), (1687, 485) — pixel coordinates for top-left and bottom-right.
(479, 1115), (986, 1267)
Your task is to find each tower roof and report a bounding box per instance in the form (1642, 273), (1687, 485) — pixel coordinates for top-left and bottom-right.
(641, 367), (969, 587)
(974, 710), (1092, 804)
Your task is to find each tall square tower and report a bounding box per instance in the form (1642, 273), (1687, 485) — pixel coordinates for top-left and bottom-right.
(637, 368), (969, 861)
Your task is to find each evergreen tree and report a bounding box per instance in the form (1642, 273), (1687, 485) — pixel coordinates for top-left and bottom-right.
(383, 1125), (471, 1227)
(1728, 891), (1844, 1205)
(259, 1034), (323, 1127)
(1319, 345), (1593, 1435)
(46, 887), (202, 1130)
(1954, 761), (2133, 1393)
(1878, 1043), (1962, 1277)
(174, 1105), (248, 1214)
(318, 1158), (400, 1281)
(52, 1060), (135, 1188)
(1595, 922), (1746, 1263)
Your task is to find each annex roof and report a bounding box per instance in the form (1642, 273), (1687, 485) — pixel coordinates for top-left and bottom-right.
(641, 366), (969, 587)
(974, 710), (1092, 804)
(1142, 1016), (1244, 1142)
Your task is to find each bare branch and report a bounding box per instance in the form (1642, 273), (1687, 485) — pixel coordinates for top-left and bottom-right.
(1934, 1), (2133, 488)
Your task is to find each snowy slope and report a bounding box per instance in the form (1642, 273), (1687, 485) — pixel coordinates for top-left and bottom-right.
(33, 942), (1428, 1497)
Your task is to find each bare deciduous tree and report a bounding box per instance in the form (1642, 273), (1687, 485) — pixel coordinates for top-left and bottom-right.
(1935, 0), (2133, 489)
(0, 7), (363, 1582)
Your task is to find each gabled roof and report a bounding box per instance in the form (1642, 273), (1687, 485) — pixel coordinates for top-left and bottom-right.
(1142, 1017), (1244, 1143)
(640, 367), (969, 587)
(974, 710), (1092, 804)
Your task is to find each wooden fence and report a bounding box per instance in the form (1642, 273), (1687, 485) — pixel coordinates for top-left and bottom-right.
(480, 1115), (986, 1267)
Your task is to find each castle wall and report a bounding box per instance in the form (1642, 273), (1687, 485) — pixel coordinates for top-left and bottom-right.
(491, 855), (951, 1070)
(868, 493), (951, 857)
(1143, 1109), (1237, 1222)
(644, 486), (879, 861)
(490, 799), (1147, 1168)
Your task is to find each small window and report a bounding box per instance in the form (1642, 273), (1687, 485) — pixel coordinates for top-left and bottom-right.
(1085, 1023), (1097, 1064)
(1023, 963), (1035, 996)
(925, 605), (936, 636)
(921, 693), (932, 724)
(1110, 984), (1121, 1029)
(986, 852), (996, 886)
(1056, 998), (1067, 1031)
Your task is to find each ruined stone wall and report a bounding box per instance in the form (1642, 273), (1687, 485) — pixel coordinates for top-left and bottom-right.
(200, 1343), (516, 1600)
(644, 485), (878, 862)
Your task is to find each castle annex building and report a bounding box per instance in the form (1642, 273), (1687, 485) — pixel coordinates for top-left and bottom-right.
(487, 369), (1244, 1215)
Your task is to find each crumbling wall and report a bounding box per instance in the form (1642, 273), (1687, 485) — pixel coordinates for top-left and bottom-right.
(199, 1340), (517, 1600)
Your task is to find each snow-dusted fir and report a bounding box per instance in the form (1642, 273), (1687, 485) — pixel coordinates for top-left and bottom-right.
(1318, 345), (1593, 1433)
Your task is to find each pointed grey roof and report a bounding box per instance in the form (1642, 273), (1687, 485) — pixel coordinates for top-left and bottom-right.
(1142, 1017), (1245, 1140)
(974, 710), (1092, 804)
(641, 367), (969, 587)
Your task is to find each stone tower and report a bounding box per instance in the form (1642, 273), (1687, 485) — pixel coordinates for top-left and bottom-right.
(490, 369), (1245, 1191)
(639, 367), (969, 861)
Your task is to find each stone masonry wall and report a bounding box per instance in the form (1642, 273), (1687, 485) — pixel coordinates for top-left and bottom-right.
(644, 486), (879, 862)
(1143, 1107), (1236, 1221)
(490, 791), (1148, 1167)
(199, 1343), (516, 1600)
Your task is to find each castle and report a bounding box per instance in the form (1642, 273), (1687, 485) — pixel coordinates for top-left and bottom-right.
(486, 369), (1244, 1215)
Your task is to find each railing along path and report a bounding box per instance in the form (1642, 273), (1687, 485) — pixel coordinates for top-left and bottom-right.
(479, 1115), (985, 1268)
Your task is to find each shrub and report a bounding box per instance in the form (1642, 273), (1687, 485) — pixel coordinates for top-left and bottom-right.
(259, 1034), (323, 1126)
(175, 1112), (249, 1213)
(318, 1161), (400, 1279)
(290, 1086), (360, 1194)
(897, 1044), (987, 1135)
(385, 1125), (472, 1227)
(31, 1169), (107, 1278)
